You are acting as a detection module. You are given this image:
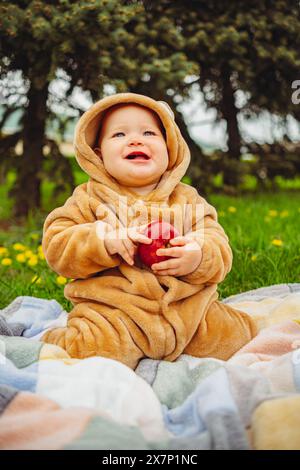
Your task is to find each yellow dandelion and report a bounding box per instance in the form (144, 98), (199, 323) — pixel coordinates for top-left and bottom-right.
(16, 253), (26, 263)
(228, 206), (237, 213)
(31, 275), (42, 284)
(251, 255), (257, 262)
(0, 247), (8, 256)
(24, 250), (34, 258)
(27, 256), (38, 266)
(279, 210), (289, 218)
(12, 243), (26, 251)
(271, 239), (283, 247)
(268, 210), (278, 217)
(1, 257), (12, 266)
(36, 245), (45, 260)
(56, 276), (67, 285)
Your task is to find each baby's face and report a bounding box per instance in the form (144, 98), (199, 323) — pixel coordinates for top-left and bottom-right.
(94, 104), (169, 189)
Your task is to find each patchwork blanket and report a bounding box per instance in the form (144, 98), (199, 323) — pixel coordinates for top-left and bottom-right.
(1, 283), (300, 450)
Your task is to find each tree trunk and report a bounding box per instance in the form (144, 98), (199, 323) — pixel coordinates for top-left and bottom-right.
(220, 65), (242, 189)
(13, 81), (49, 218)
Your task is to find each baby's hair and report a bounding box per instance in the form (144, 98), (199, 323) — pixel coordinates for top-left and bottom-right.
(95, 103), (166, 147)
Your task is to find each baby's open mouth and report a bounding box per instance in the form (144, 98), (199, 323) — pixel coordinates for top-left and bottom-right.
(125, 152), (150, 160)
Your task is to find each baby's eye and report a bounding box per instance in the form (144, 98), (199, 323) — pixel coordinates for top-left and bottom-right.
(144, 130), (156, 135)
(112, 132), (125, 137)
(112, 130), (156, 138)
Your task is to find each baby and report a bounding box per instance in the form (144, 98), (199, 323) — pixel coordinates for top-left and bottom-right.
(42, 92), (258, 369)
(92, 102), (203, 276)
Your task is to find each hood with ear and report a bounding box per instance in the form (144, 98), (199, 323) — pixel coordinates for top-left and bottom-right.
(73, 92), (191, 203)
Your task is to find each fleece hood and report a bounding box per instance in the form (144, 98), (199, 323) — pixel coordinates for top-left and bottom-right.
(73, 92), (191, 204)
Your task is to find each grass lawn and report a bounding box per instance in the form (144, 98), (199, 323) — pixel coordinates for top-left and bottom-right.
(210, 192), (300, 298)
(0, 170), (299, 311)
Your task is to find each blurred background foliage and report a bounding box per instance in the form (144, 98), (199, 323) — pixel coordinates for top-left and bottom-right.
(0, 0), (300, 221)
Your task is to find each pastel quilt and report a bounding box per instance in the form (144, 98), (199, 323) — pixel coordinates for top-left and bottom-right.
(1, 283), (300, 450)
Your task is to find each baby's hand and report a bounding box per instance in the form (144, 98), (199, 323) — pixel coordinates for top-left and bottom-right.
(151, 236), (203, 276)
(104, 224), (152, 265)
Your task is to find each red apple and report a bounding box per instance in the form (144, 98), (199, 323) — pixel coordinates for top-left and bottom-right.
(137, 220), (179, 268)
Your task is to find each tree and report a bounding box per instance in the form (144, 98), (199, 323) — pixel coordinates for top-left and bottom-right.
(0, 0), (142, 217)
(117, 3), (211, 196)
(143, 0), (300, 191)
(0, 0), (198, 217)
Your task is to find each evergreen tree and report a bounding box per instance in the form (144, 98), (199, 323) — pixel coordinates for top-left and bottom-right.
(143, 0), (300, 190)
(0, 0), (196, 216)
(0, 1), (136, 216)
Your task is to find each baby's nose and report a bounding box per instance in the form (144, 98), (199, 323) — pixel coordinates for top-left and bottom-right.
(129, 139), (143, 145)
(128, 133), (144, 144)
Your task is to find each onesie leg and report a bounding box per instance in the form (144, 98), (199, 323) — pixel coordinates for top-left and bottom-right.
(183, 300), (258, 360)
(41, 301), (145, 370)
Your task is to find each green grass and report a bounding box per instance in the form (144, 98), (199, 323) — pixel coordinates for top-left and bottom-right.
(0, 224), (74, 311)
(208, 192), (300, 299)
(0, 169), (300, 310)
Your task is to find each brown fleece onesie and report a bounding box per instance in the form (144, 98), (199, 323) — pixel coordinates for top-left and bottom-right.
(41, 92), (257, 369)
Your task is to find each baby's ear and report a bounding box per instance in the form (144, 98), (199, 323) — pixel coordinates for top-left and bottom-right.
(94, 147), (102, 159)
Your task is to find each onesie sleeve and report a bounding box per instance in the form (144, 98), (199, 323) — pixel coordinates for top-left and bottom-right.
(178, 187), (233, 285)
(42, 186), (120, 279)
